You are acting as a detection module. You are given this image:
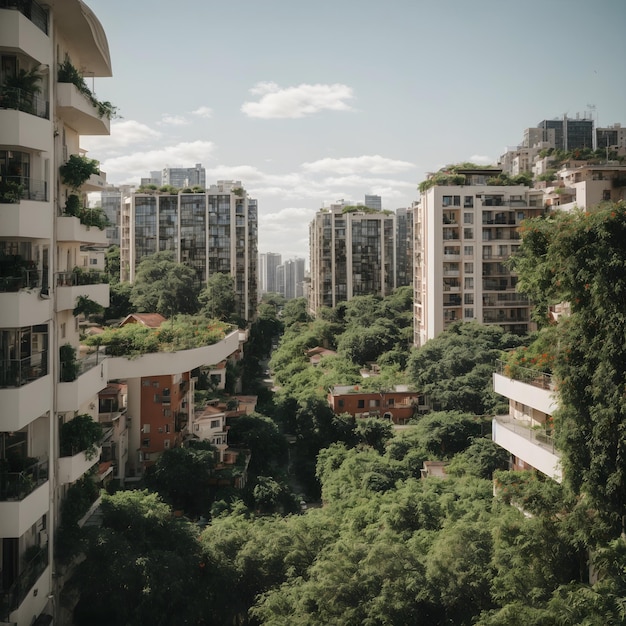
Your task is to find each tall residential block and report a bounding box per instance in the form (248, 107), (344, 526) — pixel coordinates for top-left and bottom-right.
(281, 257), (306, 300)
(0, 1), (113, 622)
(121, 181), (258, 321)
(259, 252), (282, 295)
(395, 206), (414, 288)
(308, 204), (396, 314)
(161, 163), (206, 189)
(414, 168), (544, 347)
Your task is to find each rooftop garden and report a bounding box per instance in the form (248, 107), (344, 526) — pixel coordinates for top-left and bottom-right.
(419, 163), (532, 193)
(83, 315), (233, 357)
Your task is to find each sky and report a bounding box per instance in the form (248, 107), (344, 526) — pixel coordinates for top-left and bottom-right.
(82, 0), (626, 261)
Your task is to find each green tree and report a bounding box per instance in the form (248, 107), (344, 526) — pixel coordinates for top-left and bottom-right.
(407, 321), (524, 414)
(105, 245), (120, 282)
(131, 251), (199, 316)
(199, 272), (237, 322)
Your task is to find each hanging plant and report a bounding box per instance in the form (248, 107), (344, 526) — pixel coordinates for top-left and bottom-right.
(60, 154), (100, 191)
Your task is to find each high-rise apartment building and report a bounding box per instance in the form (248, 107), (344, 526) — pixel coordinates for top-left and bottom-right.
(99, 184), (135, 246)
(395, 206), (414, 288)
(121, 181), (258, 321)
(414, 168), (544, 347)
(308, 204), (397, 314)
(281, 257), (306, 300)
(0, 2), (113, 622)
(259, 252), (282, 295)
(161, 163), (206, 189)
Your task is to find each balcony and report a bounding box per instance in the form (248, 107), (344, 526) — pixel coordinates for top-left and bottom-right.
(55, 270), (109, 311)
(57, 349), (108, 412)
(58, 446), (102, 484)
(57, 214), (108, 245)
(0, 543), (50, 626)
(0, 459), (49, 536)
(0, 108), (50, 151)
(56, 82), (110, 135)
(492, 415), (562, 482)
(0, 269), (50, 327)
(0, 0), (48, 35)
(0, 373), (51, 431)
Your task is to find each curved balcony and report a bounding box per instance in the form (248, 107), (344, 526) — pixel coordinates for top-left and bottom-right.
(0, 272), (50, 327)
(58, 446), (102, 485)
(57, 215), (108, 245)
(0, 108), (51, 151)
(0, 372), (51, 432)
(56, 82), (110, 135)
(55, 270), (109, 311)
(57, 349), (108, 412)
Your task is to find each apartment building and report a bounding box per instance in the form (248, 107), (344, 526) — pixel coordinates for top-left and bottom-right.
(120, 181), (258, 321)
(161, 163), (206, 189)
(414, 168), (544, 347)
(279, 257), (305, 300)
(259, 252), (282, 295)
(308, 204), (397, 314)
(0, 1), (113, 622)
(395, 206), (414, 288)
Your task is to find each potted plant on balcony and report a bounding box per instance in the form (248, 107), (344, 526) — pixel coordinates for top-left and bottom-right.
(60, 343), (79, 382)
(60, 154), (100, 192)
(60, 414), (103, 459)
(1, 65), (42, 114)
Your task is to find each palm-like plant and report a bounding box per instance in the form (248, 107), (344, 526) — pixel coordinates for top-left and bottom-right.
(3, 65), (43, 113)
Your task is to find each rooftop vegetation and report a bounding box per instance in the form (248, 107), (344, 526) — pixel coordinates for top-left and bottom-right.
(83, 315), (233, 357)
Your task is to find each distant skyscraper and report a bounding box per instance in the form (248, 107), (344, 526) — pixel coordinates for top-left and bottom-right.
(121, 180), (258, 321)
(309, 203), (397, 314)
(536, 115), (594, 151)
(259, 252), (282, 294)
(161, 163), (206, 189)
(282, 257), (306, 300)
(364, 194), (382, 210)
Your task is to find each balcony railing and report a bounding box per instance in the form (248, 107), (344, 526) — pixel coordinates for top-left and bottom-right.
(0, 86), (49, 119)
(0, 268), (42, 292)
(56, 269), (108, 287)
(495, 358), (553, 390)
(0, 543), (49, 621)
(0, 457), (48, 501)
(0, 0), (48, 33)
(0, 351), (48, 388)
(0, 175), (48, 203)
(493, 414), (557, 454)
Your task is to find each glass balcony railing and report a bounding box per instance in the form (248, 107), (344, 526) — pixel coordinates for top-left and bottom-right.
(0, 351), (48, 388)
(0, 268), (42, 292)
(0, 86), (49, 119)
(0, 175), (48, 203)
(56, 270), (108, 287)
(0, 543), (49, 621)
(0, 0), (48, 33)
(0, 457), (48, 501)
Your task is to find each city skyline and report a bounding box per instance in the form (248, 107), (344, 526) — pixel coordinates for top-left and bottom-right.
(82, 0), (626, 259)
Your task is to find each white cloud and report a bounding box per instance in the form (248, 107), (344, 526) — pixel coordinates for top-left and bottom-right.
(98, 140), (215, 182)
(302, 155), (415, 175)
(81, 120), (161, 153)
(191, 106), (213, 118)
(469, 154), (495, 165)
(241, 82), (354, 119)
(159, 114), (190, 126)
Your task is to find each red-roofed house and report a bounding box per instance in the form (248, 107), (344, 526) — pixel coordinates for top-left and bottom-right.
(120, 313), (166, 328)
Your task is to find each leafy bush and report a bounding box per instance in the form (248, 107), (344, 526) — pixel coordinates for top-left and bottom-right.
(59, 343), (79, 382)
(60, 414), (103, 458)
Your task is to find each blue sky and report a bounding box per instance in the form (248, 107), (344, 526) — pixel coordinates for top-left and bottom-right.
(83, 0), (626, 260)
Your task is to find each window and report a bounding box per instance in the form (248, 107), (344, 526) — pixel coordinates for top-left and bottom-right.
(442, 195), (453, 207)
(210, 419), (221, 429)
(465, 277), (474, 289)
(338, 399), (344, 408)
(90, 258), (98, 265)
(194, 423), (200, 432)
(142, 380), (150, 387)
(464, 262), (474, 274)
(387, 398), (395, 407)
(463, 228), (473, 239)
(369, 399), (380, 408)
(464, 293), (474, 304)
(165, 424), (170, 433)
(142, 438), (150, 447)
(163, 408), (171, 417)
(464, 308), (474, 319)
(357, 399), (365, 408)
(143, 424), (150, 434)
(152, 381), (159, 388)
(464, 212), (474, 224)
(464, 196), (474, 208)
(464, 245), (473, 256)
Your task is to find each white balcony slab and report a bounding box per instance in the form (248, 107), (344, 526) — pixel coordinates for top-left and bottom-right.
(56, 358), (109, 412)
(492, 416), (562, 482)
(0, 480), (49, 536)
(0, 375), (53, 431)
(58, 447), (101, 484)
(493, 372), (558, 415)
(0, 201), (52, 239)
(57, 215), (109, 245)
(0, 290), (51, 327)
(57, 82), (110, 135)
(56, 282), (109, 312)
(0, 109), (51, 151)
(0, 9), (51, 65)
